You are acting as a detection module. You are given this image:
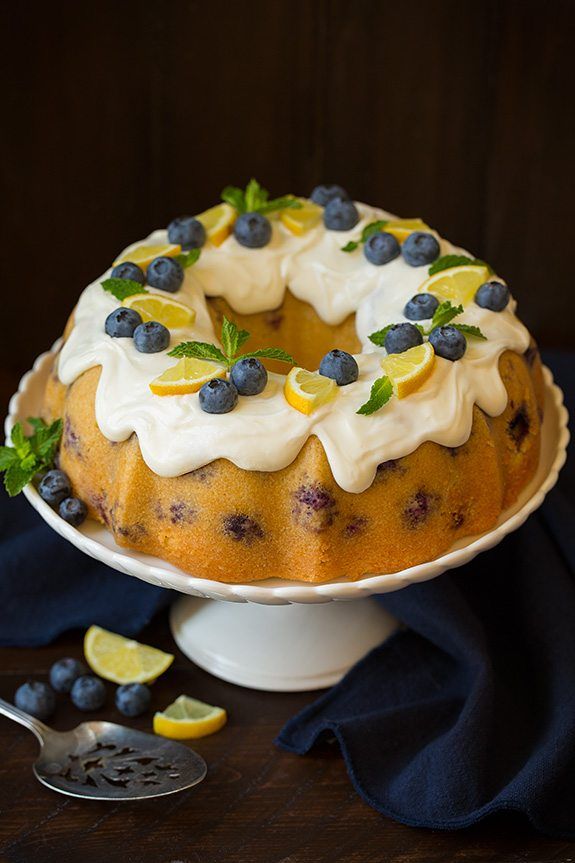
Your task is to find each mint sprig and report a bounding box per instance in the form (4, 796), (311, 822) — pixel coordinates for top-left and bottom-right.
(221, 178), (301, 216)
(175, 248), (201, 269)
(0, 418), (62, 497)
(169, 317), (295, 368)
(342, 219), (389, 253)
(356, 376), (393, 415)
(428, 255), (492, 276)
(102, 277), (148, 301)
(429, 300), (464, 330)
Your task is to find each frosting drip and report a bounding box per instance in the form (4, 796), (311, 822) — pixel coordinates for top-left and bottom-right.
(58, 204), (530, 493)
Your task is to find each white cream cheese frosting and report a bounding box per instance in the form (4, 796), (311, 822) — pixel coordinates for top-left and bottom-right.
(57, 203), (531, 493)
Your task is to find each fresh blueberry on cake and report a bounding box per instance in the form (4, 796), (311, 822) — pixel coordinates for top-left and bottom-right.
(402, 231), (440, 266)
(475, 280), (510, 312)
(105, 307), (143, 338)
(199, 378), (239, 413)
(429, 325), (467, 361)
(363, 231), (400, 266)
(323, 198), (360, 231)
(133, 321), (170, 353)
(111, 261), (146, 285)
(147, 256), (184, 293)
(38, 469), (71, 506)
(319, 349), (359, 385)
(310, 184), (350, 206)
(234, 212), (272, 248)
(384, 323), (424, 355)
(230, 358), (268, 395)
(167, 215), (206, 250)
(404, 293), (440, 321)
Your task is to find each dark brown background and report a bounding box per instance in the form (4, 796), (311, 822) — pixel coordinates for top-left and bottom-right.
(1, 0), (574, 408)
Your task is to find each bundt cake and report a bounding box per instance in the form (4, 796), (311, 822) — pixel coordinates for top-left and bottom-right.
(39, 181), (543, 583)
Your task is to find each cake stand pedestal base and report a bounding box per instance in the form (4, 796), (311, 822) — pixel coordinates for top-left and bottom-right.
(170, 597), (398, 692)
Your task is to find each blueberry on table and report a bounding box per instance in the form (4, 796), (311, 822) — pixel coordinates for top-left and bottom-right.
(168, 215), (206, 250)
(429, 325), (467, 360)
(230, 357), (268, 395)
(49, 658), (88, 694)
(70, 675), (106, 711)
(384, 323), (424, 355)
(233, 212), (272, 249)
(38, 469), (71, 506)
(105, 307), (143, 338)
(59, 497), (88, 527)
(199, 379), (238, 414)
(404, 293), (440, 321)
(319, 349), (359, 386)
(310, 184), (350, 206)
(110, 261), (146, 285)
(133, 321), (170, 353)
(323, 199), (359, 231)
(147, 256), (184, 293)
(475, 280), (510, 312)
(401, 231), (440, 267)
(115, 683), (151, 717)
(363, 231), (400, 265)
(15, 681), (56, 721)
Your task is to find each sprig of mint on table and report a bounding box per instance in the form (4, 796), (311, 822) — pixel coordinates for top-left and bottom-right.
(168, 316), (295, 369)
(341, 220), (389, 253)
(368, 300), (487, 346)
(221, 178), (302, 215)
(101, 250), (201, 302)
(0, 418), (62, 496)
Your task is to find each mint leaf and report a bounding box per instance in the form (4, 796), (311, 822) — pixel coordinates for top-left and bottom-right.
(356, 376), (393, 416)
(221, 185), (246, 214)
(258, 196), (302, 215)
(221, 180), (300, 216)
(452, 323), (487, 340)
(168, 342), (228, 364)
(11, 422), (27, 451)
(176, 248), (201, 269)
(368, 325), (394, 347)
(5, 461), (34, 497)
(429, 301), (464, 331)
(1, 418), (63, 497)
(428, 255), (491, 276)
(235, 347), (295, 365)
(361, 220), (388, 242)
(31, 419), (63, 462)
(341, 240), (359, 253)
(221, 316), (250, 361)
(102, 278), (147, 301)
(245, 178), (267, 212)
(0, 447), (18, 470)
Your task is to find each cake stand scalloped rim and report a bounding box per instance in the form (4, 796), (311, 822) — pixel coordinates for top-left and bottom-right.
(5, 343), (570, 607)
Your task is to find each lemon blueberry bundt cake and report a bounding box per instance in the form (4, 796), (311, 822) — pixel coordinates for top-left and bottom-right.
(32, 180), (542, 582)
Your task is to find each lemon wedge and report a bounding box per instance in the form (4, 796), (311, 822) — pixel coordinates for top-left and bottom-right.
(154, 695), (227, 740)
(123, 293), (196, 329)
(84, 625), (174, 685)
(384, 218), (431, 243)
(284, 367), (338, 415)
(280, 199), (323, 235)
(150, 357), (227, 396)
(381, 342), (436, 399)
(114, 243), (181, 269)
(420, 264), (491, 306)
(195, 203), (236, 247)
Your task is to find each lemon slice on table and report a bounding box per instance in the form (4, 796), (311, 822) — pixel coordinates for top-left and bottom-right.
(284, 367), (338, 415)
(114, 243), (181, 269)
(154, 695), (227, 740)
(150, 357), (227, 396)
(420, 264), (491, 306)
(123, 293), (196, 329)
(381, 342), (436, 399)
(280, 199), (323, 235)
(383, 218), (431, 243)
(84, 625), (174, 685)
(195, 202), (236, 247)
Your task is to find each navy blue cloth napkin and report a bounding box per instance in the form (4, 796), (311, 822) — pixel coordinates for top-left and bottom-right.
(277, 351), (575, 837)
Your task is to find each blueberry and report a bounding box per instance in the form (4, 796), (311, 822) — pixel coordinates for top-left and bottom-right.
(15, 681), (56, 721)
(147, 256), (184, 293)
(199, 379), (238, 414)
(402, 232), (440, 267)
(134, 321), (170, 353)
(429, 325), (467, 361)
(167, 215), (206, 250)
(105, 307), (143, 338)
(404, 293), (440, 321)
(323, 199), (359, 231)
(59, 497), (88, 526)
(475, 280), (510, 312)
(49, 658), (88, 694)
(233, 212), (272, 249)
(115, 683), (151, 717)
(70, 675), (106, 711)
(310, 184), (350, 207)
(363, 231), (400, 266)
(384, 323), (424, 354)
(110, 261), (146, 285)
(319, 349), (359, 386)
(230, 357), (268, 395)
(38, 469), (71, 506)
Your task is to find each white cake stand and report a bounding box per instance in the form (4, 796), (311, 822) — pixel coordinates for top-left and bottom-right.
(5, 345), (570, 691)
